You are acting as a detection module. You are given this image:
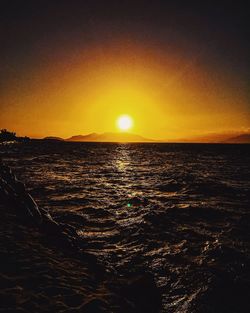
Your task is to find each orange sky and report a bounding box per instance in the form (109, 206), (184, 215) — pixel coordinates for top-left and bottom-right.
(1, 40), (249, 140)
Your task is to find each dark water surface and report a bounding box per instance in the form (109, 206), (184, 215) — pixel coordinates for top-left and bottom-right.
(1, 141), (250, 312)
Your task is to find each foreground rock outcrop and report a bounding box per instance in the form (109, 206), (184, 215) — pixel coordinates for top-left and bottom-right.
(0, 161), (161, 313)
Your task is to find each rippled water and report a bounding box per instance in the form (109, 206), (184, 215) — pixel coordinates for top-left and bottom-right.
(1, 141), (250, 312)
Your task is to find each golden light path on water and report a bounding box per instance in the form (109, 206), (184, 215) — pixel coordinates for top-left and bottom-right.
(114, 145), (136, 208)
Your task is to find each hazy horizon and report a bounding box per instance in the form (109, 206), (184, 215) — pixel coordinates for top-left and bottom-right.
(17, 129), (249, 143)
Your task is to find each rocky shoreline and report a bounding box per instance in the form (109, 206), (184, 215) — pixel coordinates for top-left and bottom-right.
(0, 162), (161, 313)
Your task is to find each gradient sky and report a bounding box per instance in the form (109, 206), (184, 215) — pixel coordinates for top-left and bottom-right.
(0, 1), (249, 139)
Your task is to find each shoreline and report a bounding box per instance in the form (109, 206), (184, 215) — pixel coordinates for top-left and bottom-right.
(0, 163), (161, 313)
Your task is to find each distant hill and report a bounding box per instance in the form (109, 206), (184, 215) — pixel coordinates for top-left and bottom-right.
(43, 136), (64, 141)
(223, 134), (250, 144)
(43, 132), (250, 143)
(66, 132), (154, 142)
(172, 133), (250, 143)
(66, 133), (99, 142)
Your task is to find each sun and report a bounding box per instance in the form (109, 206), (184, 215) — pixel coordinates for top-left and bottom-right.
(117, 115), (133, 131)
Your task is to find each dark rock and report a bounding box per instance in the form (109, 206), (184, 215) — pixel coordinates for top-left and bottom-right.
(195, 276), (250, 313)
(81, 298), (108, 313)
(121, 272), (161, 313)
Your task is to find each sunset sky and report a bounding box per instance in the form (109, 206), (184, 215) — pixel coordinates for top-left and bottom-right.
(0, 1), (249, 140)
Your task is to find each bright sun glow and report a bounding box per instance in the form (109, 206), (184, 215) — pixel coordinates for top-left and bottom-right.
(117, 115), (133, 131)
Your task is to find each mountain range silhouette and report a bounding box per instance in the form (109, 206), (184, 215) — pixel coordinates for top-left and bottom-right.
(43, 132), (250, 143)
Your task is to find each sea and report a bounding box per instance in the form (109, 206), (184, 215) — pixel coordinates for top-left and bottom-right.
(1, 141), (250, 312)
